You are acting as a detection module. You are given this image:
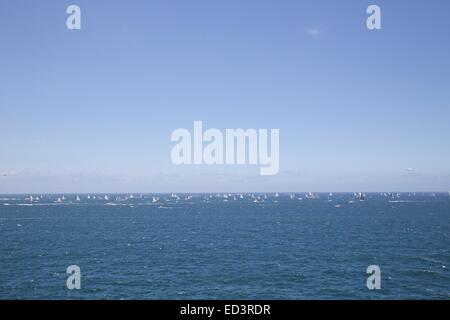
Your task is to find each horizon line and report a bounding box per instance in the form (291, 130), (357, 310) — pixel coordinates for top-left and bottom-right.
(1, 191), (449, 195)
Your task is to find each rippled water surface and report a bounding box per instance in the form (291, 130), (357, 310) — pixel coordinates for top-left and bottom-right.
(0, 193), (449, 299)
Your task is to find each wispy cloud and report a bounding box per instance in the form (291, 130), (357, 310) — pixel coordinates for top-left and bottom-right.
(306, 28), (322, 37)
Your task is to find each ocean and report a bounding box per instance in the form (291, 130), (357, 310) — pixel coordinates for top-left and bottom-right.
(0, 193), (448, 300)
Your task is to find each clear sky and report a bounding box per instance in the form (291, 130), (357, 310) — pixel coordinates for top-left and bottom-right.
(1, 0), (450, 193)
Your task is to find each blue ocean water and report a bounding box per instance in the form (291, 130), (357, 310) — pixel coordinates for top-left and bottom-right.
(0, 193), (448, 300)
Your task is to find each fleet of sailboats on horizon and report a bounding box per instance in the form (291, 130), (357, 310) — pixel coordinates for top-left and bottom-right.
(0, 191), (450, 208)
(8, 192), (448, 207)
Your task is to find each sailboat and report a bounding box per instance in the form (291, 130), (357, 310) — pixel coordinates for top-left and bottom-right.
(305, 192), (316, 199)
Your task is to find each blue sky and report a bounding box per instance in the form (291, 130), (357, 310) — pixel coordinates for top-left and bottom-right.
(1, 0), (450, 192)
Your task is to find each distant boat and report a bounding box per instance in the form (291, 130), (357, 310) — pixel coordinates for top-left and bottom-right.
(104, 195), (109, 201)
(76, 195), (80, 202)
(305, 192), (316, 199)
